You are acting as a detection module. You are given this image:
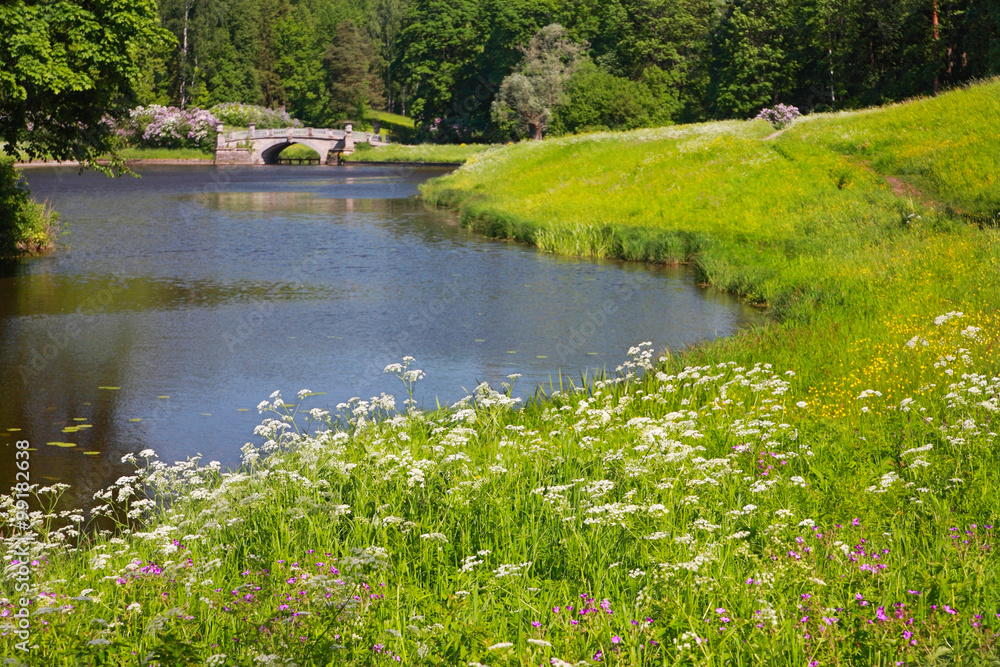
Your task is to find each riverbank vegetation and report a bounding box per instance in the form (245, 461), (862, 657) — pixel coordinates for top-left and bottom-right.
(343, 142), (489, 163)
(2, 80), (999, 664)
(116, 147), (215, 161)
(0, 159), (59, 258)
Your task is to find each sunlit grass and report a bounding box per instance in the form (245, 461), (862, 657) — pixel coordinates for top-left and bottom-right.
(365, 110), (415, 128)
(343, 142), (491, 163)
(116, 146), (214, 160)
(278, 144), (322, 160)
(791, 79), (1000, 218)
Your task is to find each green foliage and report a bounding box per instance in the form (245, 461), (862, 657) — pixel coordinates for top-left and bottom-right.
(573, 0), (714, 121)
(323, 19), (385, 122)
(368, 0), (411, 113)
(126, 0), (1000, 142)
(709, 0), (798, 118)
(0, 0), (172, 165)
(396, 0), (488, 135)
(274, 3), (329, 125)
(551, 61), (676, 135)
(367, 110), (419, 142)
(210, 102), (298, 128)
(491, 24), (585, 140)
(0, 159), (59, 258)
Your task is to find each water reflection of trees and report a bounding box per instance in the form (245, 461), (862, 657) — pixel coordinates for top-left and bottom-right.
(0, 271), (139, 510)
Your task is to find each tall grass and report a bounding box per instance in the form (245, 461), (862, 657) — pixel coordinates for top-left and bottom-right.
(3, 83), (1000, 665)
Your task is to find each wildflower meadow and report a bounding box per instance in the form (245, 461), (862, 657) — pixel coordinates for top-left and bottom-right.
(2, 81), (999, 665)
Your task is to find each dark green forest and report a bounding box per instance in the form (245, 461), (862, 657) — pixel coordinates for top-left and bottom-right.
(138, 0), (1000, 139)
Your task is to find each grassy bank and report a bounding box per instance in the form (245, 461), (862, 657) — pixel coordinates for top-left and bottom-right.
(3, 82), (1000, 666)
(116, 147), (214, 161)
(423, 81), (1000, 409)
(343, 142), (490, 164)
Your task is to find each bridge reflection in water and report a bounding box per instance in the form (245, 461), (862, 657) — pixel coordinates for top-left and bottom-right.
(215, 123), (390, 165)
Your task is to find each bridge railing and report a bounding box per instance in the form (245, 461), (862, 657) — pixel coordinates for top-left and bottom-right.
(219, 127), (391, 145)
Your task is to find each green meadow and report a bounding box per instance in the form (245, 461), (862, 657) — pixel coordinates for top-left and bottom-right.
(2, 82), (1000, 665)
(343, 142), (489, 163)
(116, 147), (215, 161)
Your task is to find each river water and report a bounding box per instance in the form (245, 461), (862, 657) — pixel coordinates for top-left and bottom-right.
(1, 165), (759, 506)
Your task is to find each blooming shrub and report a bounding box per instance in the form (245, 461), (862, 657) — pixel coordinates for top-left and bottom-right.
(124, 105), (220, 149)
(755, 104), (801, 130)
(209, 102), (300, 129)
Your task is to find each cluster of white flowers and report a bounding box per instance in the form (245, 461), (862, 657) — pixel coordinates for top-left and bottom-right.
(493, 561), (532, 578)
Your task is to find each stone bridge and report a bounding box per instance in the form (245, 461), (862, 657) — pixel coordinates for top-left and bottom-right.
(215, 123), (390, 165)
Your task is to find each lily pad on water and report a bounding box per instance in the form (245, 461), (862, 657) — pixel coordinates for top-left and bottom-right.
(46, 442), (77, 448)
(98, 386), (121, 390)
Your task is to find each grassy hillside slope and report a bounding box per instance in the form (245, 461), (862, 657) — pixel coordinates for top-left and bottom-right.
(3, 83), (999, 665)
(424, 81), (1000, 414)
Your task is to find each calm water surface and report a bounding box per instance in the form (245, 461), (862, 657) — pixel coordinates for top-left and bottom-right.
(1, 165), (759, 506)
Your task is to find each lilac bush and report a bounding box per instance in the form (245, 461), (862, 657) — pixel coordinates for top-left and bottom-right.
(755, 103), (801, 130)
(209, 102), (300, 129)
(126, 105), (220, 149)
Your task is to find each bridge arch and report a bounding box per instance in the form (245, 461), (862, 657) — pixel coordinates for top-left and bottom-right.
(258, 138), (333, 165)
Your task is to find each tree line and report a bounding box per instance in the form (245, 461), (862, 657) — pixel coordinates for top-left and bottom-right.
(141, 0), (1000, 140)
(33, 0), (1000, 143)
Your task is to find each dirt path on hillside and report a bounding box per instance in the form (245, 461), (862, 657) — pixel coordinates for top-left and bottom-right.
(849, 160), (953, 212)
(884, 175), (924, 199)
(759, 130), (980, 220)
